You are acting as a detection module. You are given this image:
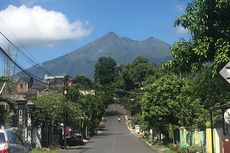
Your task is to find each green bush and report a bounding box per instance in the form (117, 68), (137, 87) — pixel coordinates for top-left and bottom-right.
(165, 143), (186, 153)
(29, 148), (57, 153)
(164, 149), (178, 153)
(187, 144), (205, 153)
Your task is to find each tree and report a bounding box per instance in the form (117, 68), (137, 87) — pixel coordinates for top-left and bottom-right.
(78, 95), (105, 136)
(0, 76), (14, 127)
(94, 57), (117, 85)
(122, 56), (157, 90)
(32, 94), (65, 126)
(66, 84), (80, 103)
(192, 68), (229, 109)
(140, 72), (210, 146)
(73, 75), (93, 90)
(32, 93), (82, 127)
(175, 79), (208, 130)
(141, 74), (184, 131)
(130, 57), (156, 86)
(163, 0), (230, 74)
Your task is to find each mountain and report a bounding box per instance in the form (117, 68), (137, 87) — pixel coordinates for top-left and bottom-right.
(28, 32), (171, 78)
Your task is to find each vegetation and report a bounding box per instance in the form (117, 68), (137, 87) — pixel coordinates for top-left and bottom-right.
(0, 76), (14, 127)
(1, 0), (230, 152)
(29, 148), (57, 153)
(163, 0), (230, 75)
(32, 74), (105, 138)
(32, 94), (66, 126)
(101, 0), (230, 151)
(94, 57), (117, 85)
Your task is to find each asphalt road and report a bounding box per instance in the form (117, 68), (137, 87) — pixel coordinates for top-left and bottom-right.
(59, 103), (156, 153)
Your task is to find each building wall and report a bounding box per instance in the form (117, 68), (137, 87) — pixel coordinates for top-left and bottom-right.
(179, 128), (205, 148)
(179, 127), (230, 153)
(16, 81), (29, 93)
(206, 128), (212, 153)
(214, 128), (230, 153)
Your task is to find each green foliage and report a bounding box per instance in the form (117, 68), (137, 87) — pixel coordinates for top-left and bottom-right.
(32, 94), (65, 126)
(167, 0), (230, 75)
(66, 84), (80, 103)
(192, 68), (229, 109)
(29, 148), (57, 153)
(73, 75), (93, 90)
(0, 76), (9, 82)
(141, 71), (210, 132)
(121, 56), (157, 90)
(166, 143), (205, 153)
(78, 95), (105, 136)
(186, 144), (206, 153)
(131, 114), (142, 128)
(175, 79), (208, 130)
(162, 40), (201, 74)
(165, 146), (186, 153)
(94, 57), (117, 85)
(141, 74), (184, 130)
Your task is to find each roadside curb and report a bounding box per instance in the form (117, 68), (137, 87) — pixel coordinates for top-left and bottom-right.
(124, 114), (141, 138)
(124, 110), (163, 153)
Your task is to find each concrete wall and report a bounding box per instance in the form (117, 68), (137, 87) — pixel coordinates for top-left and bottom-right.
(179, 127), (230, 153)
(179, 128), (205, 148)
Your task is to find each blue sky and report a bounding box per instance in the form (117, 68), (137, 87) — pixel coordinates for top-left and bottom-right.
(0, 0), (190, 73)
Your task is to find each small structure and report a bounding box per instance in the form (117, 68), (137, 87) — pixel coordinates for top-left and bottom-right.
(79, 90), (95, 96)
(43, 74), (64, 86)
(15, 77), (33, 93)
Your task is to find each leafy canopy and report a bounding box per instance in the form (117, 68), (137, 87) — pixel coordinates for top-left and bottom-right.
(163, 0), (230, 74)
(94, 57), (117, 85)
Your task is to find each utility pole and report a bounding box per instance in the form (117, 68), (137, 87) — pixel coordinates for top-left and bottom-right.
(210, 110), (215, 153)
(62, 75), (72, 149)
(63, 75), (68, 149)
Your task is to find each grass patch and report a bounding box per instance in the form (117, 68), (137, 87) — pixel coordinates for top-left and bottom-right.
(29, 148), (57, 153)
(163, 149), (178, 153)
(141, 138), (167, 152)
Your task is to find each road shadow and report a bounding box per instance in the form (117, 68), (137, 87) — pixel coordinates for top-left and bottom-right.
(78, 147), (91, 153)
(106, 110), (124, 116)
(96, 132), (123, 137)
(99, 128), (109, 131)
(65, 146), (92, 151)
(59, 147), (92, 153)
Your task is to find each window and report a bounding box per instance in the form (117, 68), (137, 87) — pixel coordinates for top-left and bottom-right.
(20, 83), (23, 89)
(7, 131), (23, 145)
(0, 133), (5, 144)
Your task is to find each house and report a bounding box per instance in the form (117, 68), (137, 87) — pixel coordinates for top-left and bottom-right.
(15, 77), (33, 93)
(43, 74), (64, 86)
(11, 75), (65, 100)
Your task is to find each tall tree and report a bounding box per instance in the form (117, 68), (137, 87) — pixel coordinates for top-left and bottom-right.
(122, 56), (157, 90)
(94, 57), (117, 85)
(141, 74), (184, 131)
(73, 75), (93, 90)
(163, 0), (230, 74)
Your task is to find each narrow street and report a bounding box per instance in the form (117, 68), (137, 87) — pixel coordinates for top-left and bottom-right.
(59, 103), (156, 153)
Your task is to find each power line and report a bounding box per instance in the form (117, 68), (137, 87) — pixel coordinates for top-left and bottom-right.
(0, 32), (55, 77)
(0, 18), (52, 76)
(0, 46), (45, 83)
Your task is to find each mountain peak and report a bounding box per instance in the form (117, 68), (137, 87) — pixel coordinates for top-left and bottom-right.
(145, 36), (156, 41)
(107, 31), (117, 36)
(28, 33), (171, 78)
(104, 32), (118, 38)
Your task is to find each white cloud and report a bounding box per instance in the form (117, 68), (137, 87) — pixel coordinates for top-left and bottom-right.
(0, 5), (93, 47)
(175, 4), (185, 12)
(175, 25), (189, 34)
(21, 0), (39, 6)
